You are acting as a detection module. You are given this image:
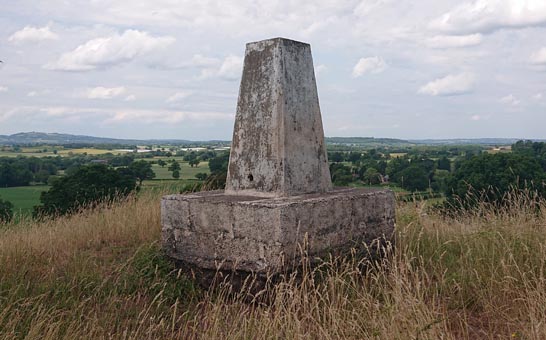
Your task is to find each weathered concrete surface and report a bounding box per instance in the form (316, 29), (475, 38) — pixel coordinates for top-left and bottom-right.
(161, 37), (396, 285)
(225, 37), (332, 197)
(162, 188), (395, 274)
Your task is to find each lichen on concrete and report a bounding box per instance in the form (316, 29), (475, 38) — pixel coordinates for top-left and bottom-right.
(225, 38), (332, 198)
(161, 37), (395, 285)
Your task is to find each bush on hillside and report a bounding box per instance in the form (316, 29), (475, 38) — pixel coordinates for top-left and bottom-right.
(0, 198), (13, 223)
(33, 164), (137, 218)
(445, 152), (546, 209)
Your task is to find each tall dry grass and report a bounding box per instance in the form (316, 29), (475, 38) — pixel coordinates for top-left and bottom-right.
(0, 189), (545, 339)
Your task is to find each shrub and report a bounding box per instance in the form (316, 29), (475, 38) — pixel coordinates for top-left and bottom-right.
(0, 198), (13, 223)
(33, 164), (137, 218)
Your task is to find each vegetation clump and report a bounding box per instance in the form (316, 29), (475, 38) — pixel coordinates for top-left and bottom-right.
(33, 164), (137, 218)
(1, 189), (546, 338)
(0, 197), (13, 223)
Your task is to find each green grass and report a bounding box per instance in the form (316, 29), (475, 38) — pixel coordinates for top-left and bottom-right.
(1, 190), (546, 338)
(0, 185), (50, 215)
(150, 160), (209, 180)
(141, 179), (202, 193)
(0, 147), (130, 158)
(57, 148), (129, 155)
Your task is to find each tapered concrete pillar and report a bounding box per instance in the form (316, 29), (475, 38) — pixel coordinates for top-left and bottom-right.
(225, 38), (332, 197)
(161, 38), (395, 289)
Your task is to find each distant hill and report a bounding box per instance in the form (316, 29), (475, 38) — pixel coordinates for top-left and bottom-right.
(409, 138), (540, 145)
(0, 132), (540, 147)
(325, 137), (415, 147)
(0, 132), (227, 146)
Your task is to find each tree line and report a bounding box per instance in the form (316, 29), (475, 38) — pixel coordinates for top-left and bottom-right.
(4, 141), (546, 223)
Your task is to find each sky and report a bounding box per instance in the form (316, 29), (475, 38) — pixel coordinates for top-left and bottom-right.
(0, 0), (545, 140)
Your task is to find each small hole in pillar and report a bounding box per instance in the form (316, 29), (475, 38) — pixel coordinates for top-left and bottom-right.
(248, 174), (254, 182)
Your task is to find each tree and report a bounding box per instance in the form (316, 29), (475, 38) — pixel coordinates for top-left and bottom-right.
(34, 164), (137, 218)
(183, 152), (198, 162)
(0, 198), (13, 223)
(157, 159), (166, 168)
(446, 153), (546, 207)
(330, 163), (353, 186)
(208, 152), (229, 174)
(398, 165), (429, 192)
(34, 170), (51, 184)
(329, 152), (344, 163)
(363, 168), (381, 185)
(203, 152), (230, 190)
(129, 160), (155, 185)
(168, 160), (181, 179)
(195, 173), (208, 180)
(431, 169), (450, 193)
(0, 161), (33, 187)
(347, 152), (362, 164)
(168, 160), (181, 171)
(189, 159), (200, 167)
(386, 157), (410, 183)
(437, 156), (451, 171)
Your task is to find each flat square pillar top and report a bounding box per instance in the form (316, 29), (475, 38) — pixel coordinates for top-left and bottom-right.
(225, 37), (332, 198)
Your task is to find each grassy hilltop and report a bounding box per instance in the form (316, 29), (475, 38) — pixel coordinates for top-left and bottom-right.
(1, 189), (545, 339)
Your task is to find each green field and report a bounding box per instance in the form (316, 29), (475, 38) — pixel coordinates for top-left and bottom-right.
(141, 179), (202, 193)
(0, 185), (50, 215)
(0, 146), (131, 157)
(150, 160), (209, 180)
(57, 148), (129, 156)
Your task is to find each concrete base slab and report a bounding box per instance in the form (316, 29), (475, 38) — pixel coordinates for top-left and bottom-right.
(161, 188), (395, 276)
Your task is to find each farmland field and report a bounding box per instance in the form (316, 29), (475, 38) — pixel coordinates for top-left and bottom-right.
(150, 160), (209, 180)
(57, 148), (130, 155)
(389, 152), (407, 158)
(0, 185), (50, 215)
(0, 147), (132, 157)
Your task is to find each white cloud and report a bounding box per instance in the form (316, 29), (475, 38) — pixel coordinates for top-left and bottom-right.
(199, 55), (243, 80)
(217, 55), (243, 80)
(87, 86), (126, 99)
(166, 91), (192, 103)
(471, 115), (481, 121)
(418, 73), (475, 96)
(0, 86), (8, 92)
(46, 30), (175, 71)
(501, 94), (520, 106)
(530, 47), (546, 64)
(104, 109), (233, 124)
(124, 94), (136, 101)
(315, 64), (327, 76)
(353, 0), (390, 17)
(534, 93), (543, 100)
(352, 57), (386, 77)
(426, 34), (483, 49)
(27, 91), (37, 97)
(1, 105), (233, 127)
(8, 25), (58, 43)
(192, 54), (220, 68)
(430, 0), (546, 35)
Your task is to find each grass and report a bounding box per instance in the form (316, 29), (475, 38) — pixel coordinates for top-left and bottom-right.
(150, 160), (209, 180)
(0, 189), (546, 338)
(0, 185), (50, 215)
(0, 147), (130, 157)
(57, 148), (130, 156)
(141, 179), (202, 193)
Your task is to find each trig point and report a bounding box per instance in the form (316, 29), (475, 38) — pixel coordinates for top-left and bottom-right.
(161, 37), (395, 285)
(225, 38), (331, 197)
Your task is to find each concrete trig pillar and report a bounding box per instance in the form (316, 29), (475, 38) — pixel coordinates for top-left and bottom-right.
(161, 38), (395, 289)
(226, 38), (332, 197)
